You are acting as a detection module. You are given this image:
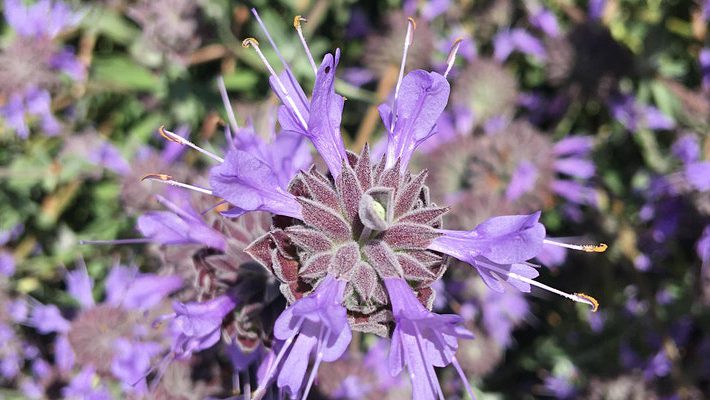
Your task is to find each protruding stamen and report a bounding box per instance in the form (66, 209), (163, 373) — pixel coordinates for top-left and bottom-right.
(451, 356), (476, 400)
(574, 292), (599, 312)
(294, 15), (318, 75)
(390, 17), (417, 132)
(544, 239), (608, 253)
(480, 261), (600, 312)
(251, 320), (303, 400)
(158, 126), (224, 163)
(242, 36), (309, 130)
(444, 38), (463, 78)
(79, 238), (151, 245)
(217, 76), (240, 133)
(300, 326), (327, 400)
(251, 9), (294, 75)
(141, 174), (214, 196)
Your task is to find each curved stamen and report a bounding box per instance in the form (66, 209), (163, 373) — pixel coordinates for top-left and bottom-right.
(159, 126), (224, 163)
(300, 326), (327, 400)
(242, 38), (309, 130)
(251, 319), (304, 400)
(140, 174), (214, 196)
(478, 260), (600, 311)
(217, 76), (240, 133)
(294, 15), (318, 75)
(390, 17), (417, 132)
(544, 239), (608, 253)
(444, 38), (463, 78)
(251, 8), (295, 76)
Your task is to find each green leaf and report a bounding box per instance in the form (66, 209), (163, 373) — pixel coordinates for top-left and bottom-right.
(92, 57), (160, 91)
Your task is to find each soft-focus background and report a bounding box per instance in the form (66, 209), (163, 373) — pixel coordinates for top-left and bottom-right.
(1, 0), (709, 399)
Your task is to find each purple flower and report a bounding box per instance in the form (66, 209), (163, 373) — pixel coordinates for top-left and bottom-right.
(697, 226), (710, 265)
(256, 275), (351, 398)
(111, 339), (162, 393)
(303, 50), (349, 177)
(685, 161), (710, 191)
(379, 70), (450, 170)
(65, 263), (95, 309)
(137, 192), (227, 250)
(210, 145), (304, 219)
(672, 135), (700, 164)
(103, 264), (182, 310)
(170, 294), (237, 358)
(494, 29), (546, 62)
(61, 366), (112, 400)
(701, 48), (710, 92)
(430, 212), (545, 292)
(385, 278), (474, 400)
(28, 304), (70, 334)
(3, 0), (81, 39)
(610, 95), (675, 132)
(530, 9), (560, 38)
(0, 251), (15, 277)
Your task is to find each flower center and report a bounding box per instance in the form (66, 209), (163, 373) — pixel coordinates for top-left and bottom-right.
(246, 147), (450, 336)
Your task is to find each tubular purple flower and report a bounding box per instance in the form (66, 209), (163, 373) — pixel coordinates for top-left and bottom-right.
(255, 275), (351, 399)
(137, 193), (227, 251)
(385, 278), (475, 400)
(170, 294), (237, 358)
(65, 263), (95, 309)
(104, 264), (182, 311)
(3, 0), (80, 39)
(494, 29), (546, 61)
(209, 147), (303, 219)
(304, 50), (349, 177)
(379, 70), (451, 171)
(28, 304), (70, 334)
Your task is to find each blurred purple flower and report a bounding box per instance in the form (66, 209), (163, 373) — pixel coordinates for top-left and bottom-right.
(701, 48), (710, 92)
(0, 251), (15, 277)
(610, 95), (675, 132)
(111, 339), (162, 394)
(4, 0), (81, 39)
(530, 9), (560, 38)
(61, 366), (112, 400)
(137, 192), (227, 250)
(685, 162), (710, 191)
(169, 294), (237, 358)
(672, 135), (700, 164)
(494, 29), (546, 62)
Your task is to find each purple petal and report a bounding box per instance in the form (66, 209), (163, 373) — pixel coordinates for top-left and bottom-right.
(431, 212), (546, 265)
(50, 49), (85, 81)
(530, 9), (560, 37)
(306, 50), (348, 177)
(29, 304), (70, 334)
(0, 93), (29, 139)
(65, 263), (95, 309)
(552, 136), (594, 157)
(210, 148), (302, 219)
(506, 161), (538, 201)
(554, 157), (596, 179)
(277, 333), (317, 395)
(686, 161), (710, 191)
(0, 251), (15, 277)
(55, 334), (75, 372)
(382, 70), (450, 170)
(671, 135), (700, 164)
(551, 179), (598, 206)
(119, 274), (182, 311)
(137, 194), (226, 250)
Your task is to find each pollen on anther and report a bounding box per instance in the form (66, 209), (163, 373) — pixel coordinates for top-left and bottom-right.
(242, 38), (259, 48)
(158, 125), (181, 143)
(583, 243), (608, 253)
(407, 17), (417, 30)
(141, 173), (172, 182)
(575, 292), (599, 312)
(293, 15), (307, 29)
